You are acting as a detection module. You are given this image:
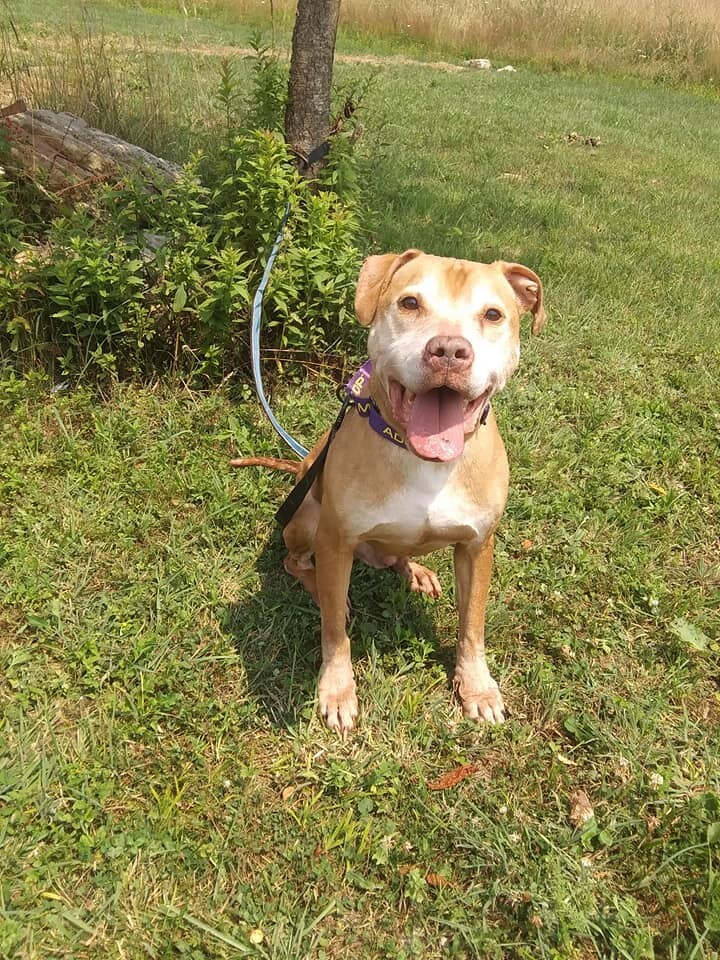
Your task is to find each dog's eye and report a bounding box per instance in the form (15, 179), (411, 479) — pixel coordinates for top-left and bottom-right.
(485, 308), (503, 322)
(399, 296), (419, 310)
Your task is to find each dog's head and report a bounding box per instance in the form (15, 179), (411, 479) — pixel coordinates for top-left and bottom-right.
(355, 250), (545, 462)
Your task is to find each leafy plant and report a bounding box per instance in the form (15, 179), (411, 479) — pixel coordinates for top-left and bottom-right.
(244, 32), (288, 132)
(0, 158), (22, 258)
(0, 130), (362, 380)
(213, 58), (244, 144)
(0, 33), (367, 383)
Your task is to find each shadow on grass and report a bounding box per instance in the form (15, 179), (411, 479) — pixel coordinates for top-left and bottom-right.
(221, 527), (450, 727)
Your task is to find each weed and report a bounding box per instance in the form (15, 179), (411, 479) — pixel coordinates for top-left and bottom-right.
(0, 24), (365, 382)
(244, 32), (288, 131)
(0, 133), (361, 380)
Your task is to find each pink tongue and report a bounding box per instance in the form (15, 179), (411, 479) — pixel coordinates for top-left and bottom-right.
(406, 388), (466, 461)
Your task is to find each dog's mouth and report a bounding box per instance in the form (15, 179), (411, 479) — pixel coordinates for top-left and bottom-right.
(388, 380), (489, 462)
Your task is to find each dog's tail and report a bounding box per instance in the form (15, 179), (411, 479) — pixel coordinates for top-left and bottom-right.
(230, 456), (300, 474)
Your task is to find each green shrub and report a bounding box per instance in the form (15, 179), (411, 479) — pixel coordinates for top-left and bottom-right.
(0, 130), (363, 381)
(243, 35), (288, 132)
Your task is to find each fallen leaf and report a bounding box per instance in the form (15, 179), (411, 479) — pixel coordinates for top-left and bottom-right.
(565, 131), (601, 147)
(646, 814), (661, 836)
(427, 763), (479, 791)
(280, 785), (297, 802)
(425, 871), (450, 889)
(670, 617), (711, 652)
(613, 756), (632, 784)
(556, 752), (578, 766)
(398, 865), (450, 888)
(569, 789), (594, 827)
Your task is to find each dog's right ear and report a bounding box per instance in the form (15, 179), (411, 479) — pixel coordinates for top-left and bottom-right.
(355, 249), (423, 326)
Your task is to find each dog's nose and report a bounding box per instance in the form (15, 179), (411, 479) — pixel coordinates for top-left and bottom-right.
(423, 335), (474, 372)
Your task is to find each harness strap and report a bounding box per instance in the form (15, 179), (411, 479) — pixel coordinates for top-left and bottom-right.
(275, 394), (352, 528)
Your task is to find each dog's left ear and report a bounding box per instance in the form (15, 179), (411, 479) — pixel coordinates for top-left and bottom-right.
(355, 249), (423, 326)
(497, 262), (546, 335)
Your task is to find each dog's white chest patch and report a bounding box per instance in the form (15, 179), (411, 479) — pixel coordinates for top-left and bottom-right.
(350, 463), (495, 551)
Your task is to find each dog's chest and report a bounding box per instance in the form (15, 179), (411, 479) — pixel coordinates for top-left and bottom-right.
(350, 466), (496, 552)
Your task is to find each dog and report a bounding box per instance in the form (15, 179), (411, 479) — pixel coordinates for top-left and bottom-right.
(234, 250), (545, 731)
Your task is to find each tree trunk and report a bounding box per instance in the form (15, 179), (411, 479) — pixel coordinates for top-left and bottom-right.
(285, 0), (341, 177)
(3, 105), (182, 193)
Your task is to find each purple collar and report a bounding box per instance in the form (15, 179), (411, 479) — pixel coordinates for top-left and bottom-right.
(345, 360), (406, 448)
(344, 360), (491, 450)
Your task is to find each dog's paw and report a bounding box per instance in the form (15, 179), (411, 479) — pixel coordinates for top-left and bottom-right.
(395, 559), (442, 598)
(407, 561), (442, 598)
(454, 669), (505, 724)
(461, 686), (506, 724)
(318, 665), (358, 733)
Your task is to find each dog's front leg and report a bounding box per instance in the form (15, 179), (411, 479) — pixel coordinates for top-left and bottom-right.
(453, 534), (506, 723)
(315, 520), (358, 732)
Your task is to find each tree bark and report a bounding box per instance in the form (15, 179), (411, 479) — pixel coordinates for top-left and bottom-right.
(4, 108), (182, 193)
(285, 0), (341, 177)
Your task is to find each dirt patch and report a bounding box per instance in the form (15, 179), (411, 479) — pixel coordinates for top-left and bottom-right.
(18, 29), (466, 73)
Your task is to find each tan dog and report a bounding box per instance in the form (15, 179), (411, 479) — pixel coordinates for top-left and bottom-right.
(238, 251), (545, 731)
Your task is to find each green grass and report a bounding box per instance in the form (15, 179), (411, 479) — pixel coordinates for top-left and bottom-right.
(2, 0), (446, 62)
(2, 1), (720, 957)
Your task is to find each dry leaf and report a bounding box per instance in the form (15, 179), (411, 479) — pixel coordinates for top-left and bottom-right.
(613, 756), (632, 784)
(398, 865), (450, 889)
(427, 763), (479, 791)
(646, 814), (661, 836)
(280, 785), (297, 802)
(569, 789), (594, 827)
(425, 871), (450, 889)
(647, 481), (667, 495)
(556, 752), (578, 766)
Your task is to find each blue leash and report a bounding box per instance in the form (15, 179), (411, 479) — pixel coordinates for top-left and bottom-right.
(250, 200), (309, 459)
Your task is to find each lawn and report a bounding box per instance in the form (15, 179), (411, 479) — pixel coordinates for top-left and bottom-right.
(1, 1), (719, 957)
